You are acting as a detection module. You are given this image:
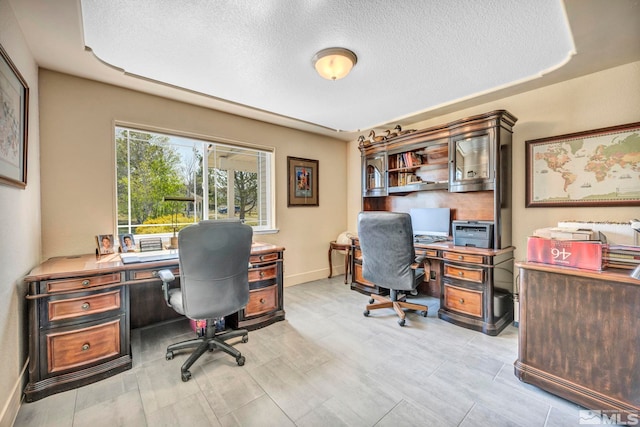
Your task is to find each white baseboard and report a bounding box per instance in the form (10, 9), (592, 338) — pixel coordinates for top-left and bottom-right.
(285, 266), (344, 287)
(0, 360), (27, 427)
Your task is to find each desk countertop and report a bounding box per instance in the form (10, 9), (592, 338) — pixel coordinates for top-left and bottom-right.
(413, 241), (515, 256)
(25, 242), (284, 282)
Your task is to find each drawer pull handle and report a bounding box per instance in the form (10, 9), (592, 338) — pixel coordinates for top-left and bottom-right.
(458, 255), (463, 260)
(82, 280), (90, 286)
(260, 298), (266, 304)
(81, 302), (90, 310)
(81, 343), (90, 351)
(458, 271), (464, 277)
(260, 271), (265, 277)
(459, 298), (465, 304)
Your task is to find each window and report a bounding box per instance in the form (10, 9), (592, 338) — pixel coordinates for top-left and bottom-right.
(116, 126), (274, 238)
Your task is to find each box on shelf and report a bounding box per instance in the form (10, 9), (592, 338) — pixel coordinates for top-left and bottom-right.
(526, 237), (603, 271)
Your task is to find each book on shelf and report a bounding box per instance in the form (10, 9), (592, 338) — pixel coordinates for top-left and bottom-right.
(603, 244), (640, 269)
(396, 152), (423, 168)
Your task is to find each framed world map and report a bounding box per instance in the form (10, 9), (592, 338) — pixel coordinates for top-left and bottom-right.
(526, 122), (640, 207)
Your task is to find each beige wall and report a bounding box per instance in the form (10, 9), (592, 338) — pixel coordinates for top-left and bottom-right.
(0, 1), (41, 425)
(347, 60), (640, 271)
(39, 70), (349, 286)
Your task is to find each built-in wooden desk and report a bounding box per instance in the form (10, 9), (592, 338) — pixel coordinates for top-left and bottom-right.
(351, 238), (514, 335)
(23, 242), (284, 402)
(515, 262), (639, 422)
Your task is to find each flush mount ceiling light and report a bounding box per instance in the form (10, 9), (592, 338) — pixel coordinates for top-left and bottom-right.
(312, 47), (358, 81)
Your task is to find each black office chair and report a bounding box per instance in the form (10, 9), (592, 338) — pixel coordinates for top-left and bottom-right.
(157, 220), (253, 381)
(357, 211), (429, 326)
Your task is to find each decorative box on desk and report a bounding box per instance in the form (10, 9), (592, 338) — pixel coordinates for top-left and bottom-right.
(526, 236), (603, 271)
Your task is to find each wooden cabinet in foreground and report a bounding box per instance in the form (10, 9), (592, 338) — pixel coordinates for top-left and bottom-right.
(515, 262), (639, 422)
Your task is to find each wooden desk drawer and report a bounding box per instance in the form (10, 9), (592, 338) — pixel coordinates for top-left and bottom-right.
(130, 267), (179, 281)
(48, 290), (121, 322)
(423, 249), (439, 257)
(46, 273), (120, 293)
(249, 265), (277, 282)
(245, 285), (277, 317)
(46, 319), (121, 373)
(443, 252), (484, 264)
(444, 264), (484, 283)
(444, 285), (482, 317)
(250, 252), (279, 264)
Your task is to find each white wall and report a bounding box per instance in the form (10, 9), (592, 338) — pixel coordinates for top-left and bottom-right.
(38, 70), (349, 286)
(348, 60), (640, 271)
(0, 1), (41, 425)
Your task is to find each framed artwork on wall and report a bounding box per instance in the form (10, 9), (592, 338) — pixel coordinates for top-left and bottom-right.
(287, 156), (319, 207)
(0, 43), (29, 189)
(526, 122), (640, 207)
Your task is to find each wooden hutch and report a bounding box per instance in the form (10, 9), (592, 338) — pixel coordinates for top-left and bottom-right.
(352, 110), (517, 335)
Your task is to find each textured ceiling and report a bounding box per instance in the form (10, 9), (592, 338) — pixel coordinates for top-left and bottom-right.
(8, 0), (640, 140)
(80, 0), (574, 132)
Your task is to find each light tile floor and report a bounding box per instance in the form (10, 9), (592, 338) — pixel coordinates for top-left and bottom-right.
(15, 277), (595, 426)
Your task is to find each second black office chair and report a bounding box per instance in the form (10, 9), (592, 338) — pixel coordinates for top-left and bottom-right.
(357, 211), (429, 326)
(158, 220), (253, 381)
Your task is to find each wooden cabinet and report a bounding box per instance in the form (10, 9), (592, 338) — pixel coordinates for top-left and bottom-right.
(25, 270), (131, 402)
(227, 247), (285, 330)
(515, 262), (640, 421)
(438, 246), (514, 336)
(359, 110), (516, 251)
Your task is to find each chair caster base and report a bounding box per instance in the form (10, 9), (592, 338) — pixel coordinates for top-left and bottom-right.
(363, 310), (370, 317)
(398, 318), (406, 327)
(236, 355), (246, 366)
(166, 351), (174, 360)
(181, 371), (192, 382)
(242, 335), (248, 343)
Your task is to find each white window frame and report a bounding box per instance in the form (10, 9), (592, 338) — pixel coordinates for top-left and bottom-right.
(115, 124), (277, 242)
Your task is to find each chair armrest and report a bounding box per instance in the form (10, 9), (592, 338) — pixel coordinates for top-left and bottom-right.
(415, 253), (427, 265)
(157, 269), (175, 283)
(411, 259), (431, 277)
(157, 269), (175, 307)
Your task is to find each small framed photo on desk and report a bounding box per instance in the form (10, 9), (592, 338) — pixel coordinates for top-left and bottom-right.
(119, 233), (136, 253)
(96, 234), (115, 255)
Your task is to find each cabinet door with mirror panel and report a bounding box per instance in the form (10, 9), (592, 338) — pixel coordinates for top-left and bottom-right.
(449, 129), (495, 192)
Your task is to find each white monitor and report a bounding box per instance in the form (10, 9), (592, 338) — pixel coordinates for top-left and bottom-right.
(409, 208), (451, 237)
